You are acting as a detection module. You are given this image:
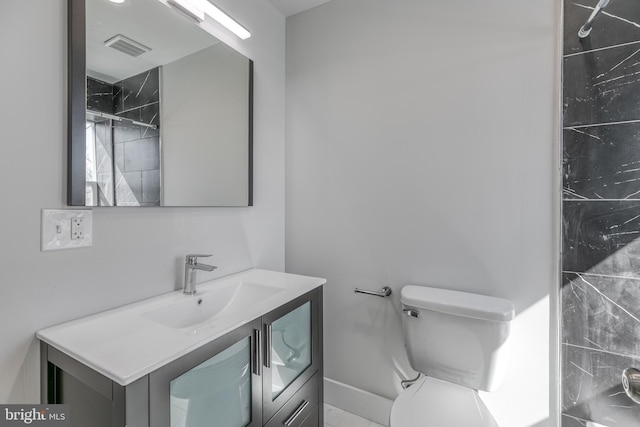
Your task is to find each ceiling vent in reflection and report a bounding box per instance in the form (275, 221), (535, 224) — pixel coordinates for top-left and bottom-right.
(104, 34), (151, 58)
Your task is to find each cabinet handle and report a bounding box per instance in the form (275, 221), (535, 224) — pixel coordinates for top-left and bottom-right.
(253, 329), (262, 376)
(265, 323), (272, 368)
(283, 400), (310, 426)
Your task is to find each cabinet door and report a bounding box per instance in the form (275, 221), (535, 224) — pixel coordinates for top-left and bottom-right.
(262, 289), (321, 422)
(149, 318), (262, 427)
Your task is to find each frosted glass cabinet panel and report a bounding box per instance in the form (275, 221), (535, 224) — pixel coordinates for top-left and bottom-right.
(269, 302), (311, 398)
(170, 338), (251, 427)
(149, 318), (262, 427)
(262, 292), (321, 423)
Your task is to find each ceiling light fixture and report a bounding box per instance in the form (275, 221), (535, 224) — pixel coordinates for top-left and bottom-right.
(108, 0), (127, 4)
(168, 0), (251, 39)
(168, 0), (204, 22)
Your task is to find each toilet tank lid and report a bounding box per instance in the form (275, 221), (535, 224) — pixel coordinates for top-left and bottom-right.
(401, 285), (515, 322)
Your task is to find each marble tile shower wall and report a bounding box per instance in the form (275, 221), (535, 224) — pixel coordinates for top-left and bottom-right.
(113, 68), (161, 206)
(562, 1), (640, 426)
(86, 68), (161, 206)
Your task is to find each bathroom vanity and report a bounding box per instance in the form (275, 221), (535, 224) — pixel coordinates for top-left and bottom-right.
(37, 269), (325, 427)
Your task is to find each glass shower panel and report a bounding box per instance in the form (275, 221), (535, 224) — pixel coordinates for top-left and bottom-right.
(85, 119), (115, 206)
(270, 302), (312, 398)
(170, 337), (252, 427)
(85, 121), (98, 206)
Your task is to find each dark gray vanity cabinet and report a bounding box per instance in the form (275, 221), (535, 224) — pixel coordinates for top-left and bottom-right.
(41, 287), (323, 427)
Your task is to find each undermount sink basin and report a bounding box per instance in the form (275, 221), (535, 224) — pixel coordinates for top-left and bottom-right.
(142, 280), (284, 329)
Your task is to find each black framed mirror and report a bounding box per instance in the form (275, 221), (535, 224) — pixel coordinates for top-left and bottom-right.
(68, 0), (253, 207)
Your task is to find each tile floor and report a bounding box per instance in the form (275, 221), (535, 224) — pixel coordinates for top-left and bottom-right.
(324, 403), (386, 427)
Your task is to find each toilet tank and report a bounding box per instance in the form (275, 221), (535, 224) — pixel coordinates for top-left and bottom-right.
(400, 285), (514, 392)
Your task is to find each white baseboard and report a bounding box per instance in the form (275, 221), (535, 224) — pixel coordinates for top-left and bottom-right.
(324, 377), (393, 426)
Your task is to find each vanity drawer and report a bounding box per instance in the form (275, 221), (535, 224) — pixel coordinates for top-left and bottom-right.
(265, 374), (319, 427)
(297, 404), (319, 427)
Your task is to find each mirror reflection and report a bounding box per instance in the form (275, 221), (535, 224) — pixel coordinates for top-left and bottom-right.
(72, 0), (253, 207)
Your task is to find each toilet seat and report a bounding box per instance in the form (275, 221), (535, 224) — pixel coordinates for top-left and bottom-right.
(390, 377), (499, 427)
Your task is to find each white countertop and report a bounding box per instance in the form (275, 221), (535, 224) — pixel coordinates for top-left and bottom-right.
(36, 269), (325, 386)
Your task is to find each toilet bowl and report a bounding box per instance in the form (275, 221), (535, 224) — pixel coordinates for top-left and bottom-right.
(390, 377), (497, 427)
(390, 285), (514, 427)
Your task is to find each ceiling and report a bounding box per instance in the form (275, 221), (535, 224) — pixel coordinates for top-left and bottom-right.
(86, 0), (335, 83)
(266, 0), (334, 17)
(87, 0), (219, 82)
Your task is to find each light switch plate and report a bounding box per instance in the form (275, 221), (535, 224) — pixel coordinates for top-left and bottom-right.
(41, 209), (93, 251)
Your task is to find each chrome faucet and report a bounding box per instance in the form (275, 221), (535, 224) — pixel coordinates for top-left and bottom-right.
(184, 254), (217, 295)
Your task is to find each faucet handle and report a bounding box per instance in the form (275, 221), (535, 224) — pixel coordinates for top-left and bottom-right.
(186, 254), (212, 264)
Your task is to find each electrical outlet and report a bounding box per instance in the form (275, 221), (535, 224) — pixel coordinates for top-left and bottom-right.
(71, 217), (84, 240)
(42, 210), (93, 251)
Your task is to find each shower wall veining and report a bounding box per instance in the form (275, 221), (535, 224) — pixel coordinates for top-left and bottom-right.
(562, 1), (640, 426)
(86, 68), (161, 206)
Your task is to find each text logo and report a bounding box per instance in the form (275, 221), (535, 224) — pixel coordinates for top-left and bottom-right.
(0, 406), (68, 427)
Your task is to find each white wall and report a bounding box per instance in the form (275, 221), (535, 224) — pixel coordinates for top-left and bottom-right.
(0, 0), (285, 403)
(285, 0), (558, 426)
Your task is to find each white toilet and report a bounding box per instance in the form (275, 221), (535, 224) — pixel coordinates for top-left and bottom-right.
(390, 285), (515, 427)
